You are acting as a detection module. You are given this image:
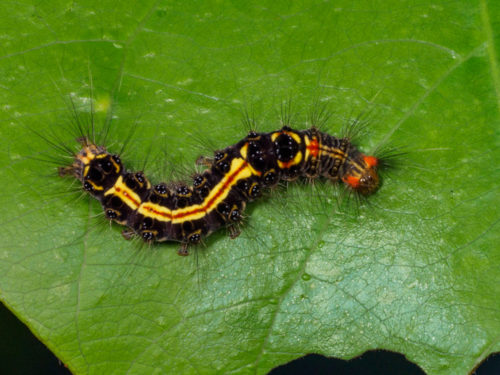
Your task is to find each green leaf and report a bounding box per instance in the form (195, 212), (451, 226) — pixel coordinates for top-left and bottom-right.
(0, 1), (499, 374)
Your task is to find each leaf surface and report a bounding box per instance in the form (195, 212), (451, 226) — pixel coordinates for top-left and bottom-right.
(0, 1), (499, 374)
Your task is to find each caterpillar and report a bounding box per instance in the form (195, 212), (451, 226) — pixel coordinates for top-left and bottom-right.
(59, 125), (380, 256)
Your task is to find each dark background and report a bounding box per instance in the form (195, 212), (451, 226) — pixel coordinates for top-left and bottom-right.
(1, 302), (499, 375)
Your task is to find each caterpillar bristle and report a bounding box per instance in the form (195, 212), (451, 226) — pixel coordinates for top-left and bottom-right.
(59, 123), (384, 255)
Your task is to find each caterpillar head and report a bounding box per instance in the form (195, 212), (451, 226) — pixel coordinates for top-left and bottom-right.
(59, 138), (123, 197)
(341, 154), (379, 195)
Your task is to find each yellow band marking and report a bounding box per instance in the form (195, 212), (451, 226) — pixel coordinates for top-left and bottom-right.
(271, 130), (301, 144)
(139, 157), (252, 223)
(277, 150), (303, 169)
(104, 176), (142, 210)
(239, 143), (263, 176)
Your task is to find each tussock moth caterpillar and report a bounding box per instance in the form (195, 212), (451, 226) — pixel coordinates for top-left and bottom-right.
(55, 103), (383, 256)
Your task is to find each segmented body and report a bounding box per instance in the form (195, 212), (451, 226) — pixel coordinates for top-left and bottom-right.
(61, 126), (379, 255)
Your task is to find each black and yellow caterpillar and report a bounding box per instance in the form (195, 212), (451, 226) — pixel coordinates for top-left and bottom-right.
(60, 126), (380, 255)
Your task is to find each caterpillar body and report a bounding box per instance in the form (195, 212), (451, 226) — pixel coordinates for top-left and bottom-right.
(60, 126), (380, 255)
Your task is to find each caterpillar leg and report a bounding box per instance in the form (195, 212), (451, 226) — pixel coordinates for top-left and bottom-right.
(58, 166), (74, 177)
(177, 242), (189, 256)
(228, 225), (241, 239)
(122, 229), (135, 240)
(196, 156), (213, 167)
